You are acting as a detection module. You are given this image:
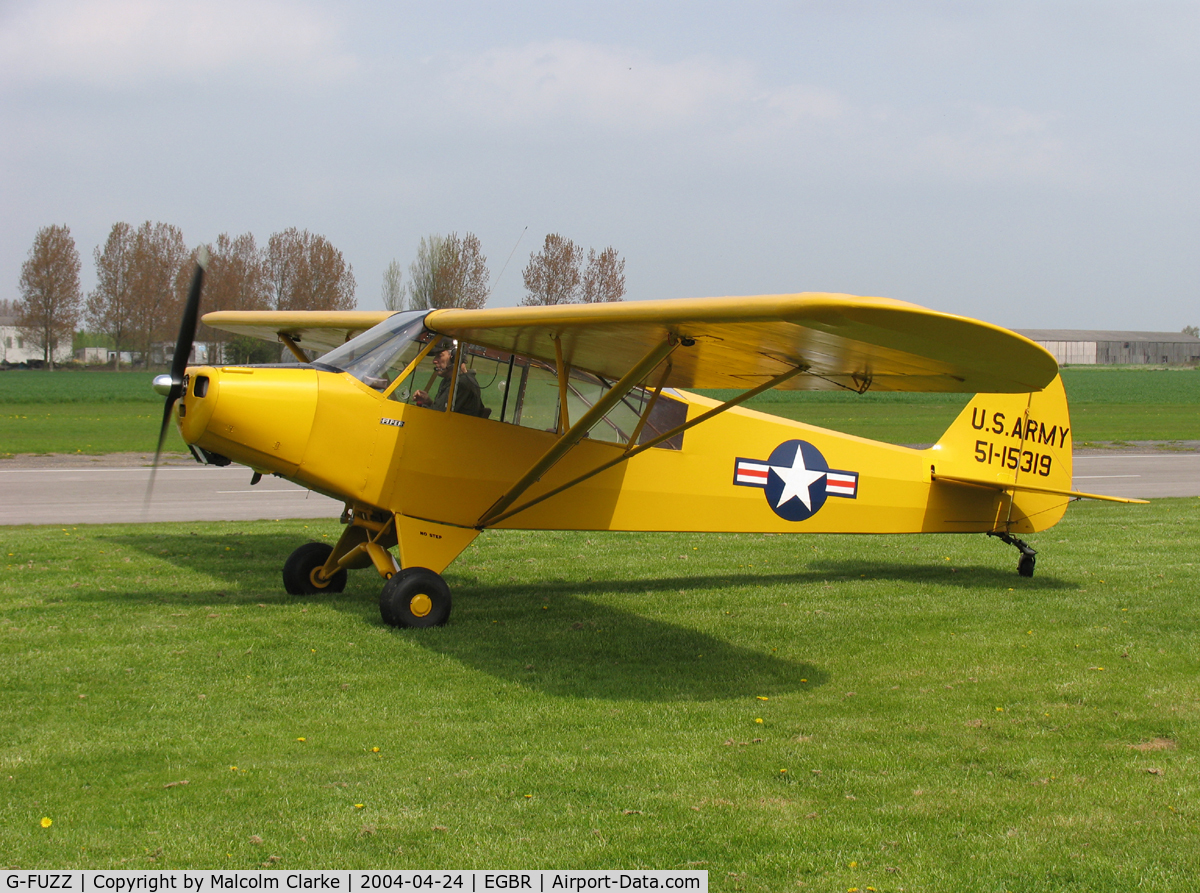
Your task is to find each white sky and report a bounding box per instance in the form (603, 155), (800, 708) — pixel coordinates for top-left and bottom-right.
(2, 0), (1197, 330)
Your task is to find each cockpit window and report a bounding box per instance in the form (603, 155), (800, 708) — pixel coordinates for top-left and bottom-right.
(314, 311), (431, 390)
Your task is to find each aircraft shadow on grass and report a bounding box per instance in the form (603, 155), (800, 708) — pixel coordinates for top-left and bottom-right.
(91, 531), (1073, 701)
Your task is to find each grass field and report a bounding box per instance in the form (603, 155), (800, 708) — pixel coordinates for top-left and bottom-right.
(3, 500), (1199, 887)
(1, 367), (1198, 456)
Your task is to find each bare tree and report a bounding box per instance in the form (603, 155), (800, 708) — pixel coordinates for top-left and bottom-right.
(127, 221), (189, 366)
(266, 228), (356, 311)
(201, 232), (269, 362)
(265, 228), (300, 311)
(405, 235), (445, 311)
(405, 232), (490, 310)
(0, 298), (15, 317)
(521, 233), (583, 306)
(17, 224), (82, 369)
(382, 259), (404, 311)
(86, 222), (136, 369)
(437, 232), (489, 310)
(580, 246), (626, 303)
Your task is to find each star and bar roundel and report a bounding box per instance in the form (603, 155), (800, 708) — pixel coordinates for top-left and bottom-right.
(733, 440), (859, 522)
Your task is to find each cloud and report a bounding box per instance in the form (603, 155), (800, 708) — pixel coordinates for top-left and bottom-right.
(915, 103), (1080, 183)
(0, 0), (355, 90)
(445, 39), (762, 131)
(435, 38), (1077, 186)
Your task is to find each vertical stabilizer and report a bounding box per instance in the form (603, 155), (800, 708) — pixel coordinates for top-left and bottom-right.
(929, 375), (1073, 533)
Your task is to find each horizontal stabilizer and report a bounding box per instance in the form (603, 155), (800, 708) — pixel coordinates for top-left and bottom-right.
(932, 472), (1149, 505)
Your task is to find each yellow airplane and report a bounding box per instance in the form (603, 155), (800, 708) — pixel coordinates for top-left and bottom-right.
(152, 263), (1144, 627)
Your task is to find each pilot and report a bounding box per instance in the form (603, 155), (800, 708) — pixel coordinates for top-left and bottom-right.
(413, 342), (486, 417)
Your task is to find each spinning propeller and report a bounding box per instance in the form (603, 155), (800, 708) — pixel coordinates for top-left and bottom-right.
(146, 249), (208, 507)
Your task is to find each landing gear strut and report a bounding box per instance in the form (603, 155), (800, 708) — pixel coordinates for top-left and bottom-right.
(281, 508), (472, 628)
(988, 531), (1037, 577)
(283, 542), (348, 594)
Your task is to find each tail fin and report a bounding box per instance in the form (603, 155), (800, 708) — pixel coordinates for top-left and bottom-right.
(929, 375), (1074, 533)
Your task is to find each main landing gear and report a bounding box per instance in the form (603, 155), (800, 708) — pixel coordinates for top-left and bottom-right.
(379, 568), (452, 628)
(988, 531), (1037, 578)
(281, 510), (457, 629)
(282, 542), (348, 594)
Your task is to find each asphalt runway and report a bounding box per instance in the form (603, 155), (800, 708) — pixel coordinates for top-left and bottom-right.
(2, 449), (1197, 526)
(0, 458), (343, 525)
(1073, 451), (1200, 500)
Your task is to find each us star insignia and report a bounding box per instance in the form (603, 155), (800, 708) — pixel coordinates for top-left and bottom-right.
(733, 439), (858, 522)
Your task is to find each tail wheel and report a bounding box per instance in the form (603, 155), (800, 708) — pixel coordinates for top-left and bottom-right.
(283, 542), (347, 595)
(380, 567), (451, 628)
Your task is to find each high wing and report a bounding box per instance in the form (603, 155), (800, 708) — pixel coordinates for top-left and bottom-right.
(202, 310), (394, 356)
(426, 294), (1058, 394)
(203, 294), (1058, 395)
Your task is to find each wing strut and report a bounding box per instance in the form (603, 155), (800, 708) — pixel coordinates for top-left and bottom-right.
(479, 363), (809, 528)
(477, 337), (680, 527)
(279, 333), (308, 362)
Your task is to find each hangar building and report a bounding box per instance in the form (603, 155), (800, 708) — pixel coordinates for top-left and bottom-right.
(1014, 330), (1200, 366)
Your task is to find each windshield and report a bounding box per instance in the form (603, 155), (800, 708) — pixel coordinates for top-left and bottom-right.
(314, 310), (431, 389)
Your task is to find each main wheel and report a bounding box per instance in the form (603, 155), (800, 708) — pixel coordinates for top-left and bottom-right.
(283, 542), (347, 595)
(380, 567), (451, 628)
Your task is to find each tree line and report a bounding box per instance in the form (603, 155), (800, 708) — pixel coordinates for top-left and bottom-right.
(9, 223), (357, 369)
(382, 231), (626, 311)
(9, 223), (626, 370)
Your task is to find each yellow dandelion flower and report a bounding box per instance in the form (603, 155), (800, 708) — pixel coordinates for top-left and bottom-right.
(756, 696), (769, 701)
(354, 804), (364, 809)
(230, 766), (238, 771)
(371, 747), (380, 753)
(40, 817), (52, 828)
(755, 718), (764, 724)
(296, 737), (306, 742)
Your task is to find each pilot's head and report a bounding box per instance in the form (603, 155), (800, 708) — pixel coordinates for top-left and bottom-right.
(431, 341), (455, 378)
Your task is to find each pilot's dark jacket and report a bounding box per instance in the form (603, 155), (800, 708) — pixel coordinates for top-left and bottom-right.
(431, 370), (486, 417)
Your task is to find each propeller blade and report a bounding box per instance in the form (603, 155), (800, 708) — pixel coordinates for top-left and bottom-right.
(145, 250), (208, 512)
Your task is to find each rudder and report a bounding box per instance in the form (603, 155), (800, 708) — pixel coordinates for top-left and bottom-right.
(930, 375), (1073, 533)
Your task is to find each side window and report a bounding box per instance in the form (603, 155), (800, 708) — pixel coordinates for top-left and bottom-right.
(633, 389), (687, 450)
(457, 347), (509, 420)
(392, 345), (442, 406)
(411, 341), (687, 449)
(513, 359), (561, 432)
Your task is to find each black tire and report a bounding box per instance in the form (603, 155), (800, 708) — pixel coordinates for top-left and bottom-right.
(1017, 553), (1036, 578)
(282, 542), (347, 595)
(380, 567), (451, 628)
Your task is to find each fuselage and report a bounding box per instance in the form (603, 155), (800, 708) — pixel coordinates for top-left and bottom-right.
(176, 359), (1070, 538)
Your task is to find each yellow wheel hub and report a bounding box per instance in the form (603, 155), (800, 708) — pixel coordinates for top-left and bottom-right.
(309, 568), (330, 589)
(409, 593), (433, 618)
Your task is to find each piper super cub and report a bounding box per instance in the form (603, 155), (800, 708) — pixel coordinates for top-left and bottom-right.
(151, 262), (1143, 628)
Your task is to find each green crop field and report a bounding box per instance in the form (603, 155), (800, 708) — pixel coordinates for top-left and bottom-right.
(1, 367), (1197, 456)
(0, 370), (162, 404)
(0, 371), (181, 455)
(2, 500), (1198, 887)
